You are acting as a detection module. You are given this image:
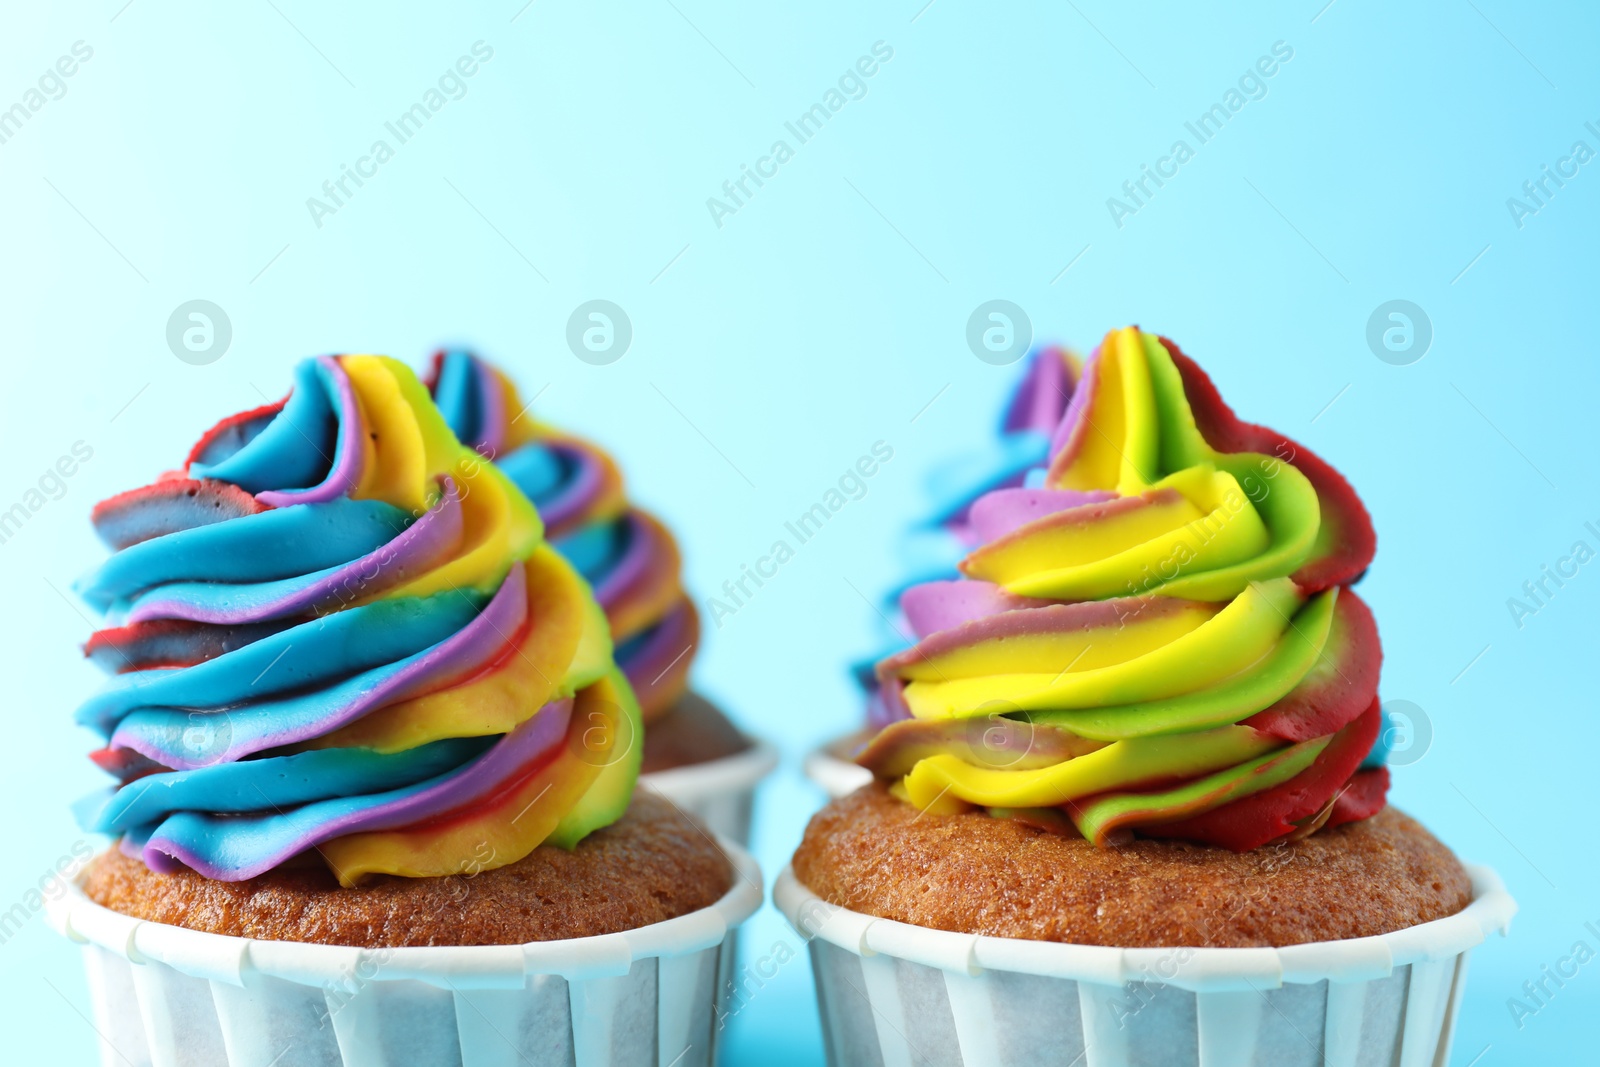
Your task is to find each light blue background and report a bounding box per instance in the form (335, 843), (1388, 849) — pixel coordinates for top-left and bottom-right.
(2, 2), (1595, 1063)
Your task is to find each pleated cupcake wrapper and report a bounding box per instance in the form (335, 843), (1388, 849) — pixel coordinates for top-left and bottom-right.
(47, 839), (763, 1067)
(776, 863), (1516, 1067)
(801, 743), (870, 800)
(640, 737), (779, 846)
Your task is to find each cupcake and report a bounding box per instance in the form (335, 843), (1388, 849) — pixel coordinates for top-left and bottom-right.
(428, 351), (776, 843)
(51, 356), (760, 1067)
(805, 346), (1081, 799)
(779, 327), (1515, 1066)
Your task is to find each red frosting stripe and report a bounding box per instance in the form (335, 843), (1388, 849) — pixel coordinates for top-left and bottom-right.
(1166, 340), (1376, 592)
(90, 478), (270, 551)
(1328, 766), (1390, 828)
(85, 618), (292, 674)
(184, 398), (288, 471)
(1242, 588), (1381, 742)
(1150, 698), (1381, 851)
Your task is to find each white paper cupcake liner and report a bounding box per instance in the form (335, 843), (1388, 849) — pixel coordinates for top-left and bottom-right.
(801, 741), (870, 800)
(640, 738), (778, 845)
(776, 862), (1515, 1067)
(47, 839), (763, 1067)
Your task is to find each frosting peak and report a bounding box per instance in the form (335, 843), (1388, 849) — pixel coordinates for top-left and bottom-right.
(74, 355), (638, 884)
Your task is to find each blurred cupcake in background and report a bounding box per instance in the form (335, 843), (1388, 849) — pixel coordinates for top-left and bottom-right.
(429, 351), (776, 843)
(805, 346), (1081, 797)
(900, 344), (1082, 589)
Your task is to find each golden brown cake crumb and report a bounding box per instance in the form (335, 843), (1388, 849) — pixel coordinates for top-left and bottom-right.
(792, 783), (1472, 948)
(640, 691), (751, 774)
(83, 791), (732, 947)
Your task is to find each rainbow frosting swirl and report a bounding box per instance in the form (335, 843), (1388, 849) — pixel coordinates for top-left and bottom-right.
(858, 327), (1389, 851)
(73, 356), (640, 884)
(428, 351), (698, 722)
